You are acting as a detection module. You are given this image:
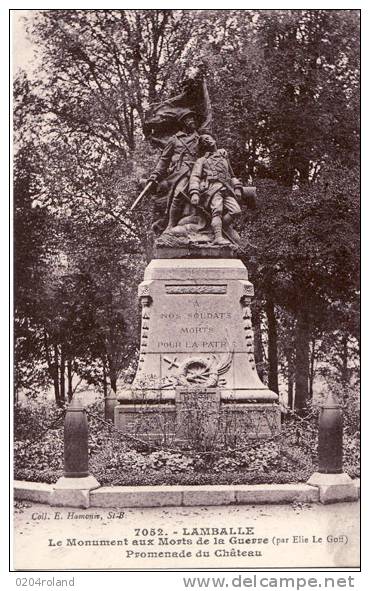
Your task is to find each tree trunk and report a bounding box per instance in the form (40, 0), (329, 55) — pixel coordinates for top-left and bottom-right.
(308, 337), (316, 398)
(295, 309), (310, 413)
(340, 332), (349, 387)
(43, 330), (61, 406)
(109, 357), (117, 393)
(252, 302), (265, 383)
(102, 358), (108, 400)
(266, 298), (279, 395)
(287, 355), (294, 410)
(52, 344), (61, 406)
(67, 359), (73, 402)
(110, 374), (117, 393)
(60, 346), (66, 404)
(283, 318), (295, 410)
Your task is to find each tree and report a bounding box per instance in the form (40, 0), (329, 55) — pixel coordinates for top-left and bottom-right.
(14, 72), (60, 400)
(61, 215), (145, 394)
(14, 147), (51, 399)
(28, 10), (200, 151)
(199, 10), (359, 408)
(14, 10), (360, 410)
(244, 163), (359, 410)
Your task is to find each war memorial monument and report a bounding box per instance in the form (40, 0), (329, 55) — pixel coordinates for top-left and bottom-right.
(113, 71), (280, 445)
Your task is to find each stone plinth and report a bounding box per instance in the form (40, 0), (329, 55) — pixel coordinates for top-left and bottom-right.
(307, 472), (358, 504)
(154, 244), (240, 259)
(175, 388), (221, 445)
(114, 396), (280, 446)
(115, 258), (279, 444)
(50, 475), (100, 509)
(115, 403), (176, 446)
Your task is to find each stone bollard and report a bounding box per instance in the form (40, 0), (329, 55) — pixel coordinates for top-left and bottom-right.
(318, 392), (343, 474)
(307, 392), (357, 504)
(50, 397), (100, 508)
(64, 397), (89, 477)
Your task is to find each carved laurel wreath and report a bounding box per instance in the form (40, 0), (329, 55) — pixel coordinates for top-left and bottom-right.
(177, 350), (233, 388)
(178, 357), (218, 388)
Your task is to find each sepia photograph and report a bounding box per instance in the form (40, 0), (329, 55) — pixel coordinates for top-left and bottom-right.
(12, 8), (360, 572)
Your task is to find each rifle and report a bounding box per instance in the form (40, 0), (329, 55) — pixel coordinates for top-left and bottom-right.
(130, 180), (155, 212)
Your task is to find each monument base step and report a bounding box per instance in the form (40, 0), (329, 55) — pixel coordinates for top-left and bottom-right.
(114, 398), (281, 447)
(116, 388), (278, 403)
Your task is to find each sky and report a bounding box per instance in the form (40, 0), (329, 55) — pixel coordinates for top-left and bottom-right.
(12, 10), (38, 76)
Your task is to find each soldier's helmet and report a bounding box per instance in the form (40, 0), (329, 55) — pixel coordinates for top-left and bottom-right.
(199, 134), (217, 151)
(177, 108), (197, 123)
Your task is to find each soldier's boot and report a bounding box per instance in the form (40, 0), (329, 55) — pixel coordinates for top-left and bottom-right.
(211, 215), (230, 246)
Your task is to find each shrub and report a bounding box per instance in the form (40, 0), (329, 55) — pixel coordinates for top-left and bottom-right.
(13, 396), (359, 486)
(14, 398), (65, 441)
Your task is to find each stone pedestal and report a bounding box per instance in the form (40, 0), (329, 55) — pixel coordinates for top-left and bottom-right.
(307, 472), (358, 504)
(50, 475), (100, 508)
(115, 258), (280, 445)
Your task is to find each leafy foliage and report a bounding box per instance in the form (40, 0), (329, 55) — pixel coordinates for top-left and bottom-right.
(14, 10), (359, 411)
(14, 398), (359, 485)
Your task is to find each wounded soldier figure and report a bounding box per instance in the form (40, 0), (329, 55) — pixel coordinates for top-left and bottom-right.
(189, 134), (243, 245)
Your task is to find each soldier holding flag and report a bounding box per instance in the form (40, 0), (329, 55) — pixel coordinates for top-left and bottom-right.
(138, 69), (212, 230)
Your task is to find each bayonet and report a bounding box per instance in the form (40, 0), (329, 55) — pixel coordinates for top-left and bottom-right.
(130, 180), (155, 212)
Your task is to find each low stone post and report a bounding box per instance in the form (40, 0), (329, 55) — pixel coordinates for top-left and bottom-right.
(318, 392), (343, 474)
(50, 397), (100, 508)
(307, 392), (357, 504)
(64, 397), (89, 477)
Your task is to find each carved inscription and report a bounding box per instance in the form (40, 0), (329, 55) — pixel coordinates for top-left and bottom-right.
(157, 341), (182, 349)
(160, 312), (232, 321)
(187, 311), (231, 321)
(157, 310), (232, 350)
(165, 284), (227, 295)
(181, 326), (214, 335)
(157, 340), (227, 350)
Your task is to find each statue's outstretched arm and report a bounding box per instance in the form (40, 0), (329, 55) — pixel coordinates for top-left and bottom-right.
(150, 139), (175, 182)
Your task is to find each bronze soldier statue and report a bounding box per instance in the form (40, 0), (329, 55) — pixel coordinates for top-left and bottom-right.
(189, 134), (243, 245)
(148, 108), (201, 232)
(133, 70), (256, 248)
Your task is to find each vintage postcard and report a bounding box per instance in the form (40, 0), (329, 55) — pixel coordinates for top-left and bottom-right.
(12, 8), (360, 572)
